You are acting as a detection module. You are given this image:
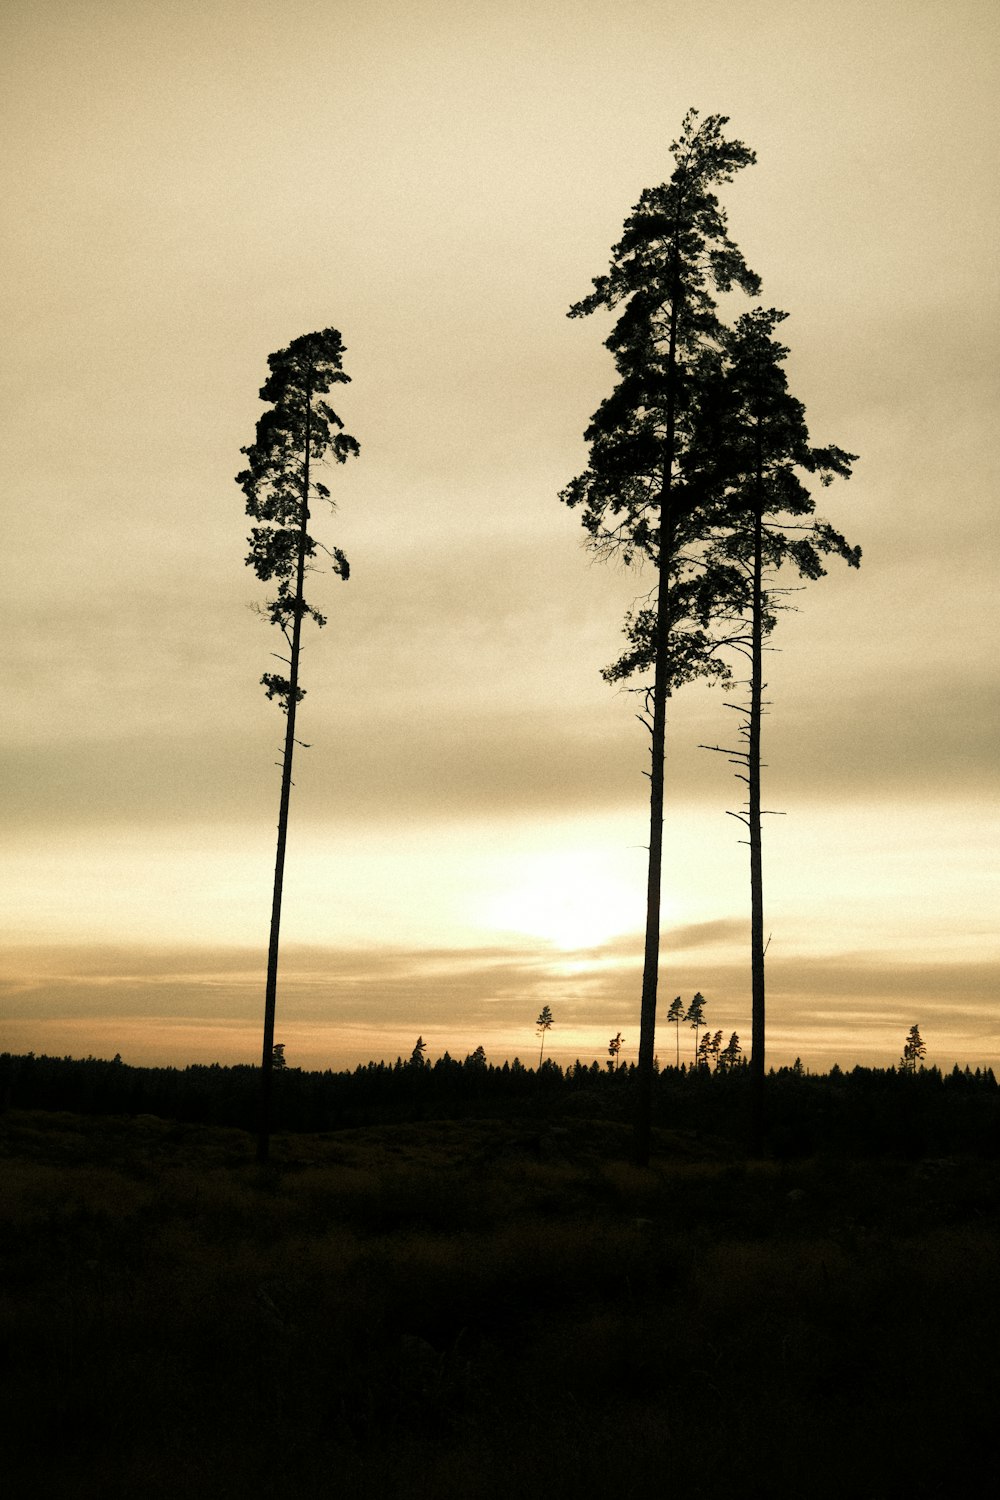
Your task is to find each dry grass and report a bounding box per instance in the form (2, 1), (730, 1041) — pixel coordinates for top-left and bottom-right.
(1, 1109), (997, 1497)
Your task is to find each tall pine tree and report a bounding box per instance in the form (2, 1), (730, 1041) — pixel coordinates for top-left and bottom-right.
(561, 111), (759, 1164)
(237, 327), (359, 1163)
(703, 306), (857, 1147)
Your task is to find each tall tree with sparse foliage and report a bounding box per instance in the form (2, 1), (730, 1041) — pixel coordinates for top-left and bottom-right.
(901, 1024), (926, 1074)
(701, 307), (857, 1147)
(686, 991), (707, 1062)
(536, 1005), (554, 1067)
(237, 327), (359, 1163)
(666, 995), (685, 1068)
(561, 110), (759, 1165)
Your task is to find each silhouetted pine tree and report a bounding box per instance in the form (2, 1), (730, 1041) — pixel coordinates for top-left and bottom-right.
(686, 991), (707, 1062)
(718, 1032), (742, 1071)
(561, 110), (759, 1165)
(701, 307), (857, 1149)
(237, 328), (359, 1162)
(901, 1024), (927, 1073)
(666, 996), (685, 1068)
(536, 1006), (554, 1067)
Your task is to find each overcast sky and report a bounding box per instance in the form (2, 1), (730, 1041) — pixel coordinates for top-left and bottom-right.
(2, 0), (997, 1072)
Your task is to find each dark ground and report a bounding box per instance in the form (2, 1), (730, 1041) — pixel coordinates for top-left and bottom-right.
(2, 1103), (997, 1498)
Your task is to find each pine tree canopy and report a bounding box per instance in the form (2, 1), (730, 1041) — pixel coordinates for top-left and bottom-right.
(237, 328), (359, 708)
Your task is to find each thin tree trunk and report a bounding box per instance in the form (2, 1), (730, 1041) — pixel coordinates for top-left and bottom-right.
(635, 666), (667, 1165)
(748, 451), (766, 1154)
(634, 293), (679, 1168)
(257, 388), (312, 1164)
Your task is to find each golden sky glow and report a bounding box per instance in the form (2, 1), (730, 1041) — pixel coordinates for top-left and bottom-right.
(2, 0), (998, 1072)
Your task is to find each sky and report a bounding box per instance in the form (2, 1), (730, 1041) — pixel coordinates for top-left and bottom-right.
(2, 0), (998, 1074)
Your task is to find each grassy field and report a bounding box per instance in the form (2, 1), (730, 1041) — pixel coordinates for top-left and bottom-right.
(2, 1107), (996, 1498)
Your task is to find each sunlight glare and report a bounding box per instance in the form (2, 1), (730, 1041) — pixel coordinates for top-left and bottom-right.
(483, 849), (647, 951)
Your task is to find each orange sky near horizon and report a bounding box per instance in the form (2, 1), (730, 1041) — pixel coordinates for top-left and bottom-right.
(2, 0), (998, 1075)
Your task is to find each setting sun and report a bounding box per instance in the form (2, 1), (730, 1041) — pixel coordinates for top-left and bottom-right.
(483, 850), (648, 951)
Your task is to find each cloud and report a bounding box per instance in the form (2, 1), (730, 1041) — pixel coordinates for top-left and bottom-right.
(600, 920), (747, 957)
(4, 938), (997, 1072)
(7, 638), (996, 836)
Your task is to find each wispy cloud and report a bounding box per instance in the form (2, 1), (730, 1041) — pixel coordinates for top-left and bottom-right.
(4, 939), (997, 1071)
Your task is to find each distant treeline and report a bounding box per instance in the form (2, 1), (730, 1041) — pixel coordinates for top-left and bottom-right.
(2, 1050), (999, 1157)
